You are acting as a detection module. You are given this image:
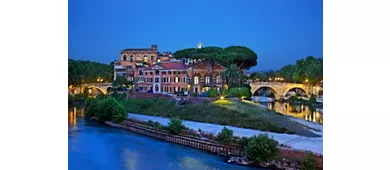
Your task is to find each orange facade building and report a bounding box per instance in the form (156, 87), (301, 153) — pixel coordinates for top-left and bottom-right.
(114, 45), (225, 95)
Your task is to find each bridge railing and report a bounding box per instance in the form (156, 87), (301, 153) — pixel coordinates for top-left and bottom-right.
(250, 82), (307, 86)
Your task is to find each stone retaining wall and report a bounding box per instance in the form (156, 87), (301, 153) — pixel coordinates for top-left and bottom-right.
(105, 120), (243, 156)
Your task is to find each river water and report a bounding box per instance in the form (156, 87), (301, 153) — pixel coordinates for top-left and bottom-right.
(68, 108), (267, 170)
(259, 102), (323, 124)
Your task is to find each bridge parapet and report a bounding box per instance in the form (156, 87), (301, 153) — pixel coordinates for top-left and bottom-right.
(249, 82), (311, 100)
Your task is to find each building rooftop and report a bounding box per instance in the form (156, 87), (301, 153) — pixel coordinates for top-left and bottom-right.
(121, 45), (158, 52)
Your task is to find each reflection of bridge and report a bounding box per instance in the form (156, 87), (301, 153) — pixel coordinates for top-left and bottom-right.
(82, 83), (112, 95)
(250, 82), (317, 100)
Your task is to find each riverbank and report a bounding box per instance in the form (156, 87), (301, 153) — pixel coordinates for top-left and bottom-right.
(103, 118), (322, 170)
(128, 113), (323, 155)
(120, 98), (320, 137)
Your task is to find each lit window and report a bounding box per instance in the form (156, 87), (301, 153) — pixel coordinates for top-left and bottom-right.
(205, 77), (210, 84)
(194, 76), (199, 85)
(144, 55), (148, 62)
(137, 55), (141, 61)
(175, 77), (178, 83)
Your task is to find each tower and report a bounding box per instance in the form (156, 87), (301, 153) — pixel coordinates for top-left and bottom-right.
(197, 42), (202, 49)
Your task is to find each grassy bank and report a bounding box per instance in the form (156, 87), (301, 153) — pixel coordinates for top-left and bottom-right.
(121, 98), (319, 136)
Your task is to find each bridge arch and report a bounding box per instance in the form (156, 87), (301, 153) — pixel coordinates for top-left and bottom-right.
(283, 87), (309, 97)
(253, 86), (279, 98)
(86, 85), (110, 95)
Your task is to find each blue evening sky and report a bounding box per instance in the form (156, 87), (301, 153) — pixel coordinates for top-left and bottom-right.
(69, 0), (322, 72)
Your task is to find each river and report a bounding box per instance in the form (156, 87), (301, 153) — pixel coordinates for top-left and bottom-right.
(259, 102), (323, 124)
(68, 108), (267, 170)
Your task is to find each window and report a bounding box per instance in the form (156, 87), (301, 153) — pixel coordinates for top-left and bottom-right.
(140, 87), (143, 91)
(155, 77), (159, 83)
(151, 55), (155, 60)
(168, 71), (172, 74)
(155, 84), (159, 92)
(144, 55), (148, 62)
(155, 70), (160, 75)
(181, 71), (186, 74)
(130, 55), (134, 62)
(139, 71), (143, 75)
(145, 72), (148, 75)
(175, 77), (179, 83)
(182, 77), (186, 83)
(123, 56), (127, 61)
(168, 77), (171, 83)
(137, 55), (141, 61)
(194, 76), (199, 85)
(162, 71), (166, 75)
(175, 86), (178, 92)
(205, 76), (210, 85)
(216, 76), (221, 84)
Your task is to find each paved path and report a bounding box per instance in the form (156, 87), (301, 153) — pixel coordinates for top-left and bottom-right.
(128, 113), (323, 154)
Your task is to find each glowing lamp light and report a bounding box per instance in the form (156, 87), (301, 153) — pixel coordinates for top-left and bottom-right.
(220, 96), (224, 100)
(241, 96), (245, 100)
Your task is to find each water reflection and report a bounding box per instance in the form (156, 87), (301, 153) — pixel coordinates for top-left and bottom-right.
(263, 102), (323, 124)
(68, 107), (85, 126)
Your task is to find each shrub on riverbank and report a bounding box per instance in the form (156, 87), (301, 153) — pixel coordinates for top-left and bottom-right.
(301, 152), (318, 170)
(245, 134), (279, 162)
(167, 117), (186, 135)
(85, 97), (126, 123)
(216, 127), (234, 144)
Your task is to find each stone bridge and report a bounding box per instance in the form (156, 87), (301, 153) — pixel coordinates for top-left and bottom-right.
(83, 83), (113, 95)
(249, 82), (311, 100)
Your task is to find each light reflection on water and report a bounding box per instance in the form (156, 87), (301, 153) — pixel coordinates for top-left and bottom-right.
(261, 102), (323, 124)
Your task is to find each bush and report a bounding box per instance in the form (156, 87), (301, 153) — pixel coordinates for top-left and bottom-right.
(96, 93), (107, 100)
(239, 137), (250, 148)
(85, 97), (97, 109)
(85, 97), (127, 123)
(207, 88), (218, 97)
(216, 127), (234, 144)
(167, 117), (186, 135)
(245, 134), (279, 162)
(84, 98), (99, 118)
(301, 152), (318, 170)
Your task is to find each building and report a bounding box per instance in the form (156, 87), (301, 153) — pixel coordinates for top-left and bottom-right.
(113, 45), (172, 81)
(113, 44), (225, 95)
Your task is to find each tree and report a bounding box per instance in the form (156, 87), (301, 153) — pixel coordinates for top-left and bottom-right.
(216, 127), (234, 144)
(68, 59), (113, 86)
(249, 72), (268, 82)
(224, 46), (258, 72)
(167, 117), (186, 135)
(245, 134), (279, 162)
(221, 64), (241, 89)
(279, 64), (296, 82)
(113, 75), (127, 87)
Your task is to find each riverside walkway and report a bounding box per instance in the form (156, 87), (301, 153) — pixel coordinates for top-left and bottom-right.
(127, 113), (323, 154)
